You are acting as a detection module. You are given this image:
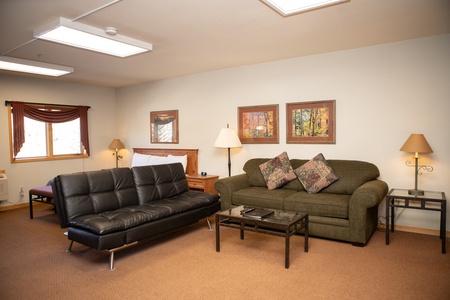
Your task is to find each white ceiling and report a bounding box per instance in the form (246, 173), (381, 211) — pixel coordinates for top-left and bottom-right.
(1, 0), (449, 88)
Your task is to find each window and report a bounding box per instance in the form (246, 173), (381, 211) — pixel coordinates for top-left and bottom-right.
(7, 101), (90, 163)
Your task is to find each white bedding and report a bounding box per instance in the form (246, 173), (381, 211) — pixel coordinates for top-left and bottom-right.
(131, 153), (187, 172)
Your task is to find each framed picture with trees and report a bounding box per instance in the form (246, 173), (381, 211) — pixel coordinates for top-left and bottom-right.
(238, 104), (279, 144)
(286, 100), (336, 144)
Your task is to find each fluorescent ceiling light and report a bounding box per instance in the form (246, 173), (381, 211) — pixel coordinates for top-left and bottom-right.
(34, 17), (153, 58)
(261, 0), (349, 16)
(0, 56), (73, 76)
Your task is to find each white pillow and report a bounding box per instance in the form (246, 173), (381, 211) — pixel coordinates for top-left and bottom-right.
(147, 155), (171, 166)
(131, 153), (187, 173)
(131, 153), (151, 167)
(167, 154), (188, 173)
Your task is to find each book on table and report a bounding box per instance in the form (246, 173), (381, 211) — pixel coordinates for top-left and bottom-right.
(241, 208), (274, 219)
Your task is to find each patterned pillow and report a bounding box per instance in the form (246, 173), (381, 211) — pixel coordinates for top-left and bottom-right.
(294, 153), (339, 193)
(259, 152), (297, 190)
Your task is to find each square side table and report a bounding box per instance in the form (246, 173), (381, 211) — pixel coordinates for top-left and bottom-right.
(385, 188), (446, 253)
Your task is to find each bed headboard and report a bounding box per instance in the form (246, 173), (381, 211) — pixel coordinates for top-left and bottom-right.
(133, 148), (199, 175)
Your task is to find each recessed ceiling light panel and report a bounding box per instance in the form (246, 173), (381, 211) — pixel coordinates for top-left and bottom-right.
(34, 17), (153, 58)
(261, 0), (349, 16)
(0, 56), (73, 76)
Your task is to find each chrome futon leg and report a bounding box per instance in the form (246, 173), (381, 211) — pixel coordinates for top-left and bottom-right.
(66, 240), (74, 252)
(206, 218), (212, 231)
(109, 252), (115, 271)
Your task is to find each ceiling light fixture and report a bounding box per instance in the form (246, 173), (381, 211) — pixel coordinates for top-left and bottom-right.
(0, 56), (73, 76)
(34, 17), (153, 58)
(261, 0), (349, 16)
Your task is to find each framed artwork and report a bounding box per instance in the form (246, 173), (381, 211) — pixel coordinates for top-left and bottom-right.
(238, 104), (279, 144)
(286, 100), (336, 144)
(150, 110), (179, 143)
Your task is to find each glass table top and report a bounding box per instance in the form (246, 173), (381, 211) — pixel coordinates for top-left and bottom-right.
(217, 205), (307, 226)
(388, 189), (446, 201)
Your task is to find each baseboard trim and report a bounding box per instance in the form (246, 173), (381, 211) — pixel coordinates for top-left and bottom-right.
(380, 223), (450, 238)
(0, 203), (29, 212)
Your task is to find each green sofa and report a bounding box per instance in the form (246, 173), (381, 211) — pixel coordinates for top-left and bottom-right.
(214, 158), (388, 246)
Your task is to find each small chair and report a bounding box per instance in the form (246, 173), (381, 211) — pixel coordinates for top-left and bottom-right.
(29, 185), (54, 219)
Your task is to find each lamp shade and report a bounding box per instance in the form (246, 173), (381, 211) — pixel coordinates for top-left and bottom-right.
(400, 134), (433, 154)
(109, 139), (124, 150)
(214, 128), (242, 148)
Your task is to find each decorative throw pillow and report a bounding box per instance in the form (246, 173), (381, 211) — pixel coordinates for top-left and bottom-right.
(259, 152), (297, 190)
(294, 153), (339, 193)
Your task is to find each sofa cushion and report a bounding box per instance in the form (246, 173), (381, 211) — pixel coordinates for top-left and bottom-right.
(259, 152), (297, 190)
(55, 168), (140, 227)
(68, 190), (219, 235)
(289, 159), (309, 170)
(243, 158), (274, 187)
(284, 191), (350, 219)
(132, 163), (189, 204)
(321, 160), (380, 195)
(232, 187), (296, 210)
(294, 153), (339, 193)
(281, 177), (305, 191)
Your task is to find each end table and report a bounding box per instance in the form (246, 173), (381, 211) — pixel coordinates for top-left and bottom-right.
(186, 174), (219, 194)
(385, 188), (447, 254)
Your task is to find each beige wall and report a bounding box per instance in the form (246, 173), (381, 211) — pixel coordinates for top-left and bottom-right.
(116, 34), (450, 231)
(0, 34), (449, 232)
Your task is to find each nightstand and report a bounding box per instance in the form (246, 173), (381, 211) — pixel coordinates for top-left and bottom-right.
(385, 188), (447, 253)
(187, 174), (219, 194)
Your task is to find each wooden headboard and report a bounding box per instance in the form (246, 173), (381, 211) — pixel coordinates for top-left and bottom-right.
(133, 148), (199, 175)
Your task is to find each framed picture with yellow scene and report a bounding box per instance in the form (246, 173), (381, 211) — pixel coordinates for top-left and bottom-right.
(286, 100), (336, 144)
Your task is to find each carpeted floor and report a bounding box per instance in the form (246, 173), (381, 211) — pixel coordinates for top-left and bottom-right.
(0, 204), (449, 300)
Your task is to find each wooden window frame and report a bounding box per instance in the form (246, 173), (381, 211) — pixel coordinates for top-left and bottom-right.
(7, 102), (90, 163)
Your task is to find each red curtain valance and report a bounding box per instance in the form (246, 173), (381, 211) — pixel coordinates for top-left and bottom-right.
(11, 101), (90, 157)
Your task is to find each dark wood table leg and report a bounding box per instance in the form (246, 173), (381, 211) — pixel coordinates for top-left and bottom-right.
(215, 214), (220, 252)
(386, 197), (390, 245)
(304, 215), (309, 253)
(29, 191), (34, 219)
(441, 201), (446, 254)
(390, 199), (395, 233)
(285, 227), (290, 269)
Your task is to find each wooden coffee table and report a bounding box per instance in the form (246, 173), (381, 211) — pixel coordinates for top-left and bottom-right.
(215, 205), (308, 268)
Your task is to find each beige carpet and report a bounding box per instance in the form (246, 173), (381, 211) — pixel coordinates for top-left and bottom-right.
(0, 204), (449, 300)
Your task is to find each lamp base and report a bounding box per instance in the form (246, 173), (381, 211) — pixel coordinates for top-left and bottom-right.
(408, 189), (424, 196)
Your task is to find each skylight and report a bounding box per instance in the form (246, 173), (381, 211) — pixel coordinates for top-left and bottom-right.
(261, 0), (349, 16)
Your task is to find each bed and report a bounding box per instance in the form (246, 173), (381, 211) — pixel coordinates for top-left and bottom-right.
(132, 148), (219, 194)
(132, 148), (199, 175)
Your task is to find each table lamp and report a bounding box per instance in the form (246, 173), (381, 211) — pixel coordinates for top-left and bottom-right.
(400, 134), (433, 196)
(109, 139), (125, 168)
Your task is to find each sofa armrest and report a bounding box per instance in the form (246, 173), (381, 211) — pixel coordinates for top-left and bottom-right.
(348, 179), (389, 244)
(350, 180), (389, 210)
(214, 174), (251, 209)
